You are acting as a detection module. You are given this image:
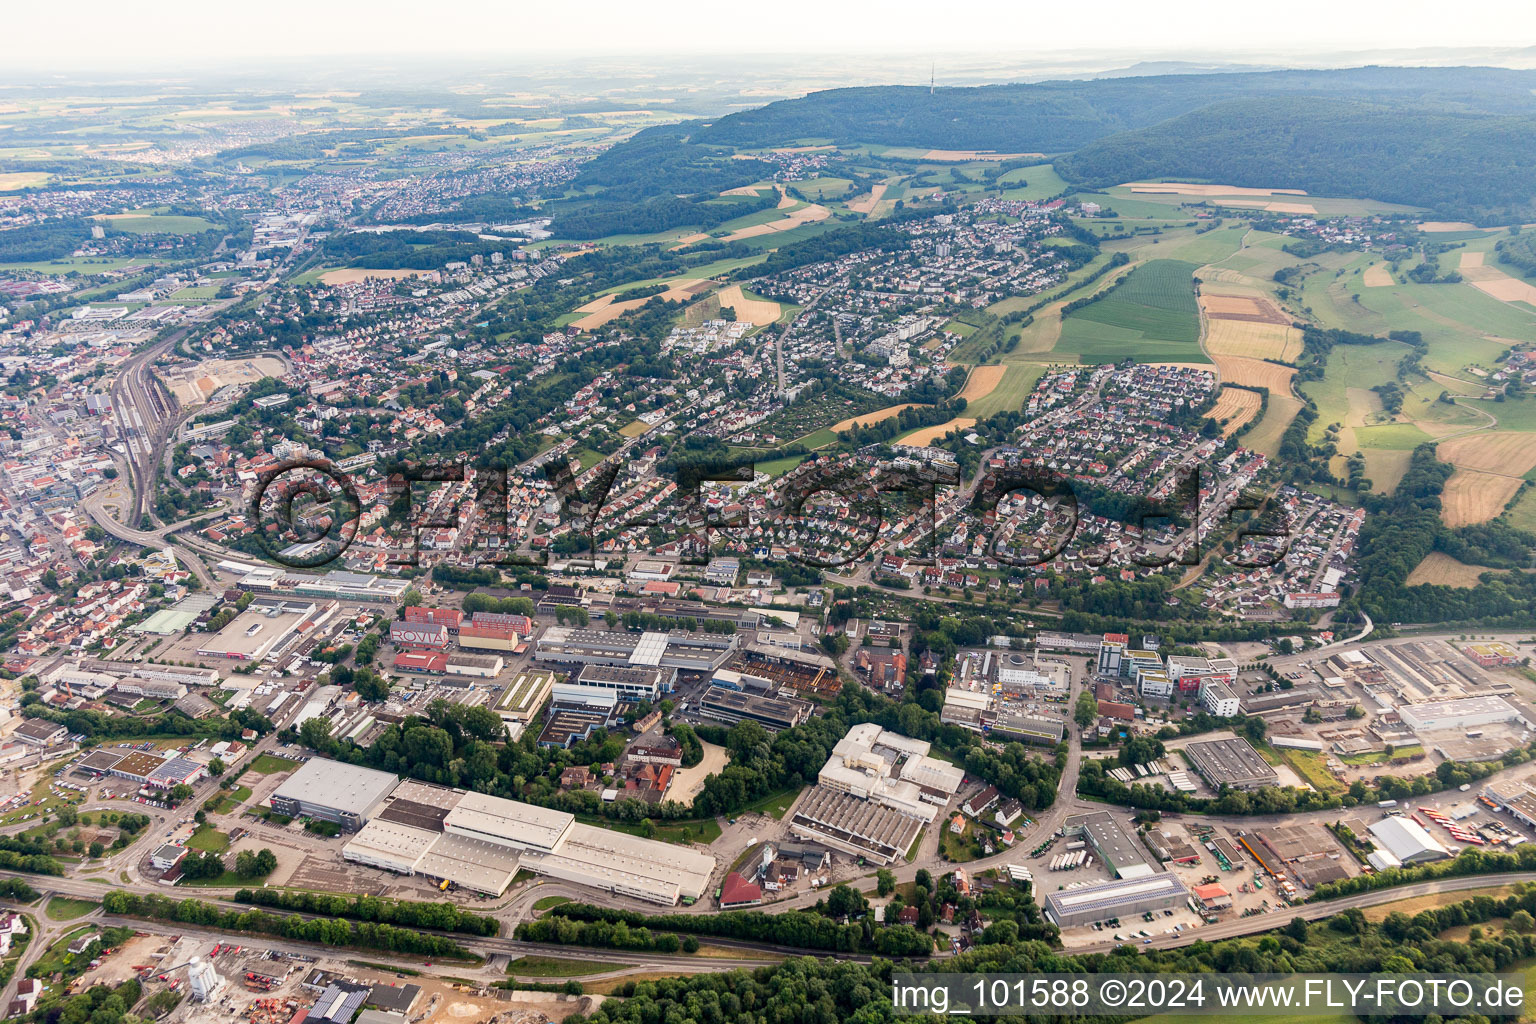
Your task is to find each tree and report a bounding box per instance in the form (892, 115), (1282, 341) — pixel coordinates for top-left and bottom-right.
(876, 868), (895, 896)
(207, 757), (226, 777)
(826, 884), (867, 920)
(1074, 690), (1099, 729)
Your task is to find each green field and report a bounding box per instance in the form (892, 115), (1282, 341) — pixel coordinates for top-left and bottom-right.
(508, 955), (615, 977)
(1506, 486), (1536, 533)
(45, 897), (99, 922)
(738, 785), (805, 820)
(1056, 259), (1205, 364)
(997, 163), (1069, 202)
(185, 826), (230, 853)
(793, 177), (853, 200)
(1299, 342), (1403, 442)
(1352, 422), (1434, 449)
(966, 362), (1052, 419)
(247, 754), (301, 775)
(103, 214), (218, 234)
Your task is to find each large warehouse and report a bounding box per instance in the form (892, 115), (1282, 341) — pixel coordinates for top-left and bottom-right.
(1398, 696), (1525, 733)
(697, 685), (813, 731)
(1367, 816), (1451, 866)
(1043, 873), (1191, 928)
(1063, 810), (1155, 879)
(789, 786), (926, 865)
(269, 758), (400, 832)
(341, 779), (715, 903)
(1181, 737), (1279, 791)
(534, 627), (737, 676)
(197, 598), (332, 661)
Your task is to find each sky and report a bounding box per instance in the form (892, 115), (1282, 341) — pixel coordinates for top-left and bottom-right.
(11, 0), (1536, 69)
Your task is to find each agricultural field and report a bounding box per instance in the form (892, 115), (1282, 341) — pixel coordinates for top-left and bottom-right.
(97, 213), (219, 234)
(1208, 386), (1263, 436)
(1056, 259), (1206, 364)
(1441, 470), (1524, 527)
(1405, 551), (1504, 588)
(1241, 395), (1304, 459)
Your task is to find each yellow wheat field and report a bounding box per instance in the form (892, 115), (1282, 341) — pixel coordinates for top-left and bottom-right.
(1460, 251), (1485, 269)
(832, 404), (925, 432)
(1436, 431), (1536, 477)
(1208, 386), (1263, 436)
(1125, 182), (1307, 197)
(958, 365), (1008, 403)
(1405, 551), (1503, 588)
(1214, 355), (1296, 392)
(1441, 469), (1523, 527)
(573, 279), (711, 330)
(1462, 264), (1536, 305)
(902, 417), (977, 447)
(712, 284), (781, 326)
(1205, 319), (1304, 362)
(1363, 266), (1394, 287)
(717, 204), (831, 243)
(846, 183), (889, 215)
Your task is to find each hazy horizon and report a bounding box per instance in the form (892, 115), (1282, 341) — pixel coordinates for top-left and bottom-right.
(8, 0), (1536, 75)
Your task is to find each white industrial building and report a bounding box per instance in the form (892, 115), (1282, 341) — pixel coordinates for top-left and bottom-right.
(816, 723), (964, 822)
(1398, 696), (1526, 733)
(269, 757), (399, 831)
(343, 783), (714, 904)
(1367, 816), (1451, 867)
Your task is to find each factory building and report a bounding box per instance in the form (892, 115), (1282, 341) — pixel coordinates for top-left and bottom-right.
(697, 685), (813, 731)
(1181, 737), (1279, 791)
(197, 598), (331, 661)
(1397, 696), (1525, 733)
(788, 785), (925, 865)
(572, 664), (666, 702)
(268, 758), (400, 832)
(535, 627), (736, 676)
(1063, 810), (1155, 879)
(1367, 816), (1451, 867)
(1043, 873), (1190, 928)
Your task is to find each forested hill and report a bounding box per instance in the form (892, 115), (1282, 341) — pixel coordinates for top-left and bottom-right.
(692, 66), (1536, 152)
(1055, 97), (1536, 224)
(573, 65), (1536, 226)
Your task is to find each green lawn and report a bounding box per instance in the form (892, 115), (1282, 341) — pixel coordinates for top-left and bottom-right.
(532, 895), (572, 912)
(44, 898), (98, 922)
(1352, 423), (1435, 449)
(738, 785), (805, 821)
(508, 955), (615, 977)
(204, 785), (252, 815)
(1056, 259), (1206, 364)
(185, 826), (230, 853)
(247, 754), (301, 775)
(576, 814), (722, 846)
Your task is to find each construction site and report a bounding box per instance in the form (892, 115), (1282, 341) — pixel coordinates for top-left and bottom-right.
(84, 932), (592, 1024)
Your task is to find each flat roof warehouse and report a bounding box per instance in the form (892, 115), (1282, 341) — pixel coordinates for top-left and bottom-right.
(294, 759), (717, 903)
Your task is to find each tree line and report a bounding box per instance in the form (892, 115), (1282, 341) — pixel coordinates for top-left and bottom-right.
(100, 891), (475, 959)
(235, 887), (499, 936)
